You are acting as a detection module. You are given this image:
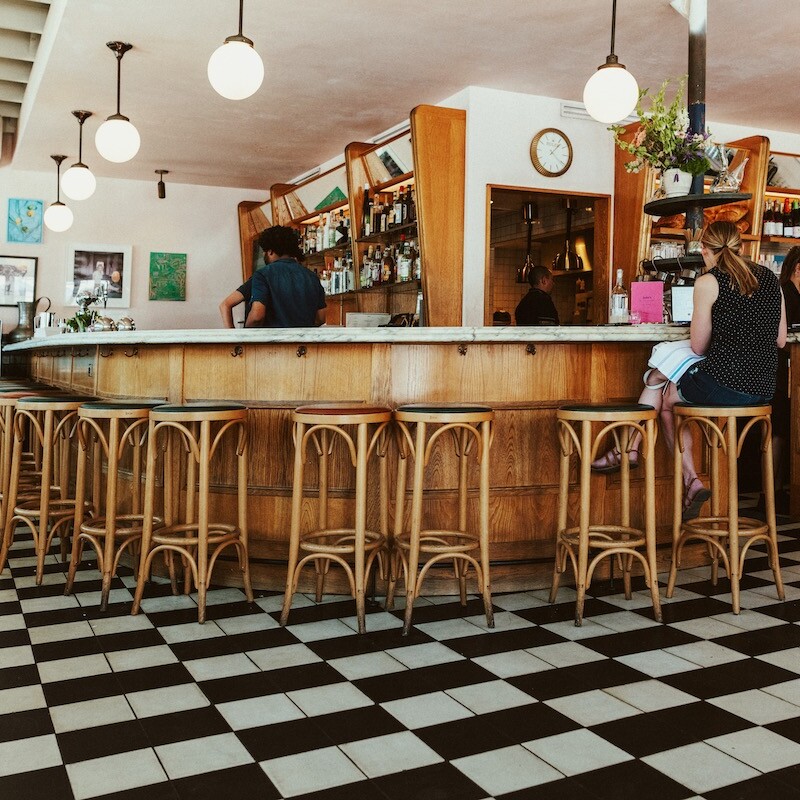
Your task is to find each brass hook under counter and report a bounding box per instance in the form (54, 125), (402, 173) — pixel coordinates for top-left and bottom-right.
(124, 347), (138, 358)
(99, 348), (113, 358)
(231, 345), (243, 358)
(526, 344), (537, 356)
(458, 344), (468, 356)
(73, 347), (90, 358)
(296, 346), (307, 358)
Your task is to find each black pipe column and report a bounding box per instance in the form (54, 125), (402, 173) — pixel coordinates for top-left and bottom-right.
(686, 0), (707, 233)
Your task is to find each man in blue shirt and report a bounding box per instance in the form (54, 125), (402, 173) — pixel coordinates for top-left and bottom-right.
(245, 226), (326, 328)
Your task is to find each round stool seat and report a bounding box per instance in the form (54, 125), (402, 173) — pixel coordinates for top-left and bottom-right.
(153, 403), (246, 413)
(79, 401), (162, 419)
(395, 404), (494, 423)
(293, 404), (392, 425)
(558, 403), (656, 419)
(674, 402), (770, 417)
(17, 396), (96, 411)
(150, 403), (247, 423)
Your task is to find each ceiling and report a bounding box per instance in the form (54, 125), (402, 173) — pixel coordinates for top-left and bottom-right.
(5, 0), (798, 191)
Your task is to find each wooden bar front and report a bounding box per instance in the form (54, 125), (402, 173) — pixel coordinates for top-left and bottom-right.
(6, 327), (750, 594)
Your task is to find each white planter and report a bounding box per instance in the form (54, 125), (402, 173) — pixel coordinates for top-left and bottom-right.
(662, 168), (693, 197)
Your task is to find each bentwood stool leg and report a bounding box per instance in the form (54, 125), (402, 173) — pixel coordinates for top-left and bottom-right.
(386, 428), (409, 610)
(280, 419), (306, 626)
(725, 415), (742, 613)
(132, 418), (158, 616)
(667, 415), (685, 599)
(644, 418), (662, 621)
(574, 419), (592, 626)
(353, 421), (368, 633)
(402, 420), (427, 636)
(550, 420), (571, 604)
(763, 424), (785, 599)
(478, 418), (494, 628)
(65, 422), (89, 595)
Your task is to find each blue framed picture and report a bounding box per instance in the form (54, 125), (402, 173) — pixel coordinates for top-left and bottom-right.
(7, 199), (43, 244)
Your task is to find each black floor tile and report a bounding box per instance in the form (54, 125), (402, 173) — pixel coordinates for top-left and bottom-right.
(487, 702), (581, 742)
(374, 762), (486, 800)
(172, 763), (279, 800)
(355, 659), (495, 703)
(57, 718), (152, 764)
(98, 782), (179, 800)
(201, 600), (265, 621)
(113, 663), (196, 694)
(400, 597), (491, 626)
(637, 596), (733, 623)
(704, 771), (800, 799)
(198, 670), (282, 705)
(573, 759), (694, 800)
(499, 777), (601, 800)
(138, 705), (232, 747)
(0, 627), (30, 648)
(580, 624), (699, 657)
(43, 672), (125, 706)
(771, 764), (800, 795)
(443, 625), (566, 658)
(22, 607), (90, 627)
(249, 661), (345, 694)
(16, 583), (73, 600)
(0, 663), (40, 689)
(168, 626), (297, 661)
(661, 658), (799, 699)
(0, 766), (74, 800)
(94, 628), (167, 653)
(767, 715), (800, 745)
(416, 713), (519, 760)
(292, 779), (388, 800)
(235, 717), (333, 761)
(32, 634), (103, 662)
(507, 660), (647, 701)
(312, 704), (406, 745)
(280, 597), (371, 626)
(713, 623), (800, 656)
(308, 627), (433, 661)
(513, 598), (620, 625)
(0, 599), (22, 616)
(757, 599), (800, 622)
(0, 707), (54, 743)
(590, 701), (751, 757)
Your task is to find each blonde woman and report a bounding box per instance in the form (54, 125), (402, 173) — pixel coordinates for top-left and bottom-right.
(661, 220), (787, 519)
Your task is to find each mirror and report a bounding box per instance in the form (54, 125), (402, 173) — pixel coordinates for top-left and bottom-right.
(363, 133), (413, 186)
(767, 153), (800, 189)
(278, 163), (349, 222)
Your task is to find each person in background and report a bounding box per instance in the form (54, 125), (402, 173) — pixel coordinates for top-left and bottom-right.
(515, 266), (559, 326)
(219, 276), (252, 328)
(770, 246), (800, 511)
(245, 226), (326, 328)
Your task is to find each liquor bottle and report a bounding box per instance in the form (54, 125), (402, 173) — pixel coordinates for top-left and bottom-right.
(373, 245), (383, 284)
(609, 268), (629, 323)
(335, 214), (349, 245)
(793, 200), (800, 238)
(362, 185), (372, 237)
(763, 200), (773, 236)
(773, 200), (783, 235)
(394, 188), (405, 226)
(315, 217), (324, 252)
(408, 187), (417, 223)
(397, 236), (412, 282)
(783, 199), (793, 238)
(381, 248), (395, 283)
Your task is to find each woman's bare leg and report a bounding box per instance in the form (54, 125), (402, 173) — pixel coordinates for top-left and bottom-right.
(661, 382), (698, 488)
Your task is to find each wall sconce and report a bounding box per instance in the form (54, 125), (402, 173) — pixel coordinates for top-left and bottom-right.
(95, 41), (141, 163)
(61, 111), (96, 201)
(583, 0), (639, 124)
(208, 0), (264, 100)
(44, 154), (74, 232)
(155, 169), (168, 199)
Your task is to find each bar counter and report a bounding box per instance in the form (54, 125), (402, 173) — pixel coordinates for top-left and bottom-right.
(6, 325), (793, 593)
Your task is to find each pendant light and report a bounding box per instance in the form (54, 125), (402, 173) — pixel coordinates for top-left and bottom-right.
(583, 0), (639, 124)
(61, 111), (97, 201)
(155, 169), (168, 199)
(44, 155), (74, 232)
(207, 0), (264, 100)
(95, 41), (141, 163)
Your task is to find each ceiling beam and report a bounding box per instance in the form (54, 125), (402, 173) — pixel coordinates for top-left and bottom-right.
(0, 28), (38, 60)
(0, 56), (31, 82)
(0, 79), (25, 103)
(0, 0), (48, 34)
(0, 100), (21, 116)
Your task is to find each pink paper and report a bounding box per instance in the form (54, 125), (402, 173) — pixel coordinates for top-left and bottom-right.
(630, 281), (664, 324)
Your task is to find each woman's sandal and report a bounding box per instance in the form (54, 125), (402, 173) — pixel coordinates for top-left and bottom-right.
(590, 448), (639, 474)
(683, 477), (711, 522)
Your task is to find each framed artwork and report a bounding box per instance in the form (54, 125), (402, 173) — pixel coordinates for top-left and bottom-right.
(65, 243), (131, 307)
(7, 199), (43, 244)
(0, 255), (37, 305)
(149, 252), (186, 301)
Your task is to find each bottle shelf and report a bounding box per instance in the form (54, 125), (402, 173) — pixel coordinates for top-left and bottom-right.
(303, 243), (350, 262)
(641, 254), (704, 273)
(643, 191), (752, 217)
(356, 221), (418, 244)
(325, 279), (420, 298)
(761, 235), (800, 244)
(765, 187), (800, 198)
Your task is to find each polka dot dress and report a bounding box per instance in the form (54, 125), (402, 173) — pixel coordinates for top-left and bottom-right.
(698, 263), (781, 396)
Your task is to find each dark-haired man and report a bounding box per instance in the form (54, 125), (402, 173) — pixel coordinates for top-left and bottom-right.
(515, 265), (559, 326)
(245, 226), (326, 328)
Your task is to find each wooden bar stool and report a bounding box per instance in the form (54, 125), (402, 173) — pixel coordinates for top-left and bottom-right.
(390, 404), (495, 636)
(551, 404), (661, 626)
(280, 404), (392, 634)
(0, 395), (94, 584)
(131, 403), (252, 623)
(666, 403), (784, 613)
(64, 401), (162, 610)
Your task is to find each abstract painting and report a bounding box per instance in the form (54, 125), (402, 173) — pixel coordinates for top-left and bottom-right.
(149, 252), (186, 301)
(7, 199), (43, 244)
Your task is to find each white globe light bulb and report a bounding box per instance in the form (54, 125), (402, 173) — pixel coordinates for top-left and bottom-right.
(583, 65), (639, 124)
(95, 117), (141, 163)
(61, 164), (97, 201)
(44, 202), (74, 232)
(208, 40), (264, 100)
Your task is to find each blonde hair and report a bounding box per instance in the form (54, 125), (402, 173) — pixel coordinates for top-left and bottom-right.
(702, 221), (757, 296)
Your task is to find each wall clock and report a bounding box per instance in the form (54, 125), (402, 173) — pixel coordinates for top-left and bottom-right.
(530, 128), (573, 177)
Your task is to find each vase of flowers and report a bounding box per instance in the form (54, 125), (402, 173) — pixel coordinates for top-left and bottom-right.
(64, 289), (98, 332)
(611, 77), (710, 198)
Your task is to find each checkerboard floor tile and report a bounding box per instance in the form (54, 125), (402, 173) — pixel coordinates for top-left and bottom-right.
(3, 514), (800, 799)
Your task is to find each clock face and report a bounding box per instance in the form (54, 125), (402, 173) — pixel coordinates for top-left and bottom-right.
(531, 128), (573, 177)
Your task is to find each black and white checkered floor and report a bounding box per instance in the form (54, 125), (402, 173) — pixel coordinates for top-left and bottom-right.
(4, 511), (800, 799)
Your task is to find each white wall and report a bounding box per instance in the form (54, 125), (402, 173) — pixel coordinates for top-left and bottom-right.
(0, 166), (264, 334)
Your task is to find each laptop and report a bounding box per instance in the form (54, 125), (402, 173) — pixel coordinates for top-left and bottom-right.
(670, 285), (694, 325)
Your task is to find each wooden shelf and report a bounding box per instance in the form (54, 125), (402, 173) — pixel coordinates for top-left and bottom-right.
(303, 243), (350, 262)
(644, 192), (752, 217)
(325, 279), (420, 298)
(762, 235), (800, 244)
(356, 221), (418, 244)
(765, 187), (800, 197)
(371, 171), (414, 194)
(641, 254), (704, 273)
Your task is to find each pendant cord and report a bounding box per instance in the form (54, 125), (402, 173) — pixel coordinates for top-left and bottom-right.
(609, 0), (617, 56)
(116, 53), (122, 116)
(77, 122), (83, 163)
(56, 161), (61, 202)
(238, 0), (244, 36)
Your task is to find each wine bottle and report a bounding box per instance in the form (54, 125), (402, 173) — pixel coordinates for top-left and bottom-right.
(783, 199), (793, 237)
(394, 188), (404, 226)
(609, 268), (629, 323)
(362, 185), (372, 237)
(763, 200), (773, 236)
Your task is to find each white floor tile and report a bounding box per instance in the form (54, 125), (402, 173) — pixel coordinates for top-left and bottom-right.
(340, 610), (404, 632)
(66, 748), (167, 800)
(491, 592), (549, 612)
(707, 727), (800, 772)
(156, 732), (254, 779)
(414, 617), (486, 640)
(287, 681), (373, 717)
(601, 590), (662, 611)
(260, 746), (366, 797)
(246, 643), (322, 671)
(707, 689), (800, 725)
(192, 588), (247, 606)
(37, 652), (111, 684)
(615, 649), (701, 678)
(757, 648), (800, 674)
(524, 728), (633, 776)
(19, 594), (79, 614)
(446, 680), (536, 715)
(545, 689), (641, 727)
(159, 620), (225, 643)
(0, 613), (25, 632)
(664, 641), (749, 668)
(526, 641), (607, 668)
(381, 690), (474, 729)
(14, 573), (65, 589)
(88, 614), (154, 635)
(328, 651), (408, 681)
(643, 741), (759, 793)
(385, 641), (464, 669)
(138, 594), (198, 613)
(75, 588), (132, 607)
(216, 693), (305, 730)
(255, 593), (312, 613)
(749, 582), (800, 601)
(472, 650), (554, 679)
(50, 695), (135, 734)
(586, 611), (661, 633)
(28, 619), (94, 644)
(215, 612), (279, 635)
(464, 611), (534, 633)
(126, 683), (209, 719)
(604, 679), (697, 712)
(763, 678), (800, 706)
(106, 645), (178, 673)
(531, 587), (577, 603)
(287, 618), (357, 642)
(540, 618), (616, 640)
(669, 617), (750, 640)
(0, 733), (62, 777)
(0, 588), (18, 602)
(0, 644), (34, 668)
(452, 744), (563, 795)
(0, 684), (47, 715)
(183, 652), (260, 682)
(709, 610), (786, 631)
(341, 731), (443, 778)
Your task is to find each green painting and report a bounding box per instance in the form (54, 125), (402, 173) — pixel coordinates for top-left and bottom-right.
(149, 252), (186, 301)
(314, 186), (347, 211)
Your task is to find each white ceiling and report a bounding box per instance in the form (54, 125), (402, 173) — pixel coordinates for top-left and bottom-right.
(7, 0), (798, 191)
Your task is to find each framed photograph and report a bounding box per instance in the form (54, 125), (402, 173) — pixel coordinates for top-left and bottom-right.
(65, 243), (131, 307)
(149, 252), (186, 301)
(0, 255), (37, 305)
(7, 199), (43, 244)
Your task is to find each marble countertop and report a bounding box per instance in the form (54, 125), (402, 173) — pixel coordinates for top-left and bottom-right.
(1, 325), (696, 351)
